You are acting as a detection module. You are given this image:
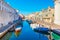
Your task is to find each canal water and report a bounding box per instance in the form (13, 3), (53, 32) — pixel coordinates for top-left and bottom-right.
(1, 21), (48, 40)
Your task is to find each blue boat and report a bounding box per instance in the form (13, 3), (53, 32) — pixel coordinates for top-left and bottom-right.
(26, 20), (33, 24)
(34, 27), (50, 35)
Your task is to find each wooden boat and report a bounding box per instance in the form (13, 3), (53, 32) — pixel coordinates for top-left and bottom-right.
(30, 24), (39, 30)
(15, 27), (22, 37)
(26, 20), (32, 24)
(52, 29), (60, 40)
(34, 27), (50, 35)
(30, 24), (50, 35)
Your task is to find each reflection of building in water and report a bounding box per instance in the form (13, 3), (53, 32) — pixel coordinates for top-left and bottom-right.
(54, 0), (60, 25)
(0, 0), (19, 27)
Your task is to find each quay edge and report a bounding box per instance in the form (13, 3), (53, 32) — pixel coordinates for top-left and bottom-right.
(0, 20), (22, 38)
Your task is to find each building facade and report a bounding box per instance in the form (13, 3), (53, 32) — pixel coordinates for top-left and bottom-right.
(26, 6), (54, 23)
(0, 0), (19, 27)
(54, 0), (60, 25)
(42, 7), (54, 23)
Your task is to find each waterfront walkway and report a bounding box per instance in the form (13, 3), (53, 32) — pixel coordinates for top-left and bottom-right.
(31, 18), (60, 30)
(29, 19), (60, 40)
(0, 24), (12, 33)
(36, 20), (60, 30)
(0, 20), (21, 38)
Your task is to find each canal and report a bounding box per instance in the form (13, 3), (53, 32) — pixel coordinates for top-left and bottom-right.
(1, 21), (48, 40)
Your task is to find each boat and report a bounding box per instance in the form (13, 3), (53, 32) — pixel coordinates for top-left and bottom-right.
(34, 27), (50, 35)
(52, 29), (60, 40)
(15, 27), (22, 37)
(30, 24), (50, 35)
(30, 23), (39, 30)
(26, 20), (32, 24)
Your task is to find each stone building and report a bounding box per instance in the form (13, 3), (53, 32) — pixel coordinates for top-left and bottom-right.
(26, 6), (54, 23)
(54, 0), (60, 25)
(42, 6), (54, 23)
(0, 0), (19, 27)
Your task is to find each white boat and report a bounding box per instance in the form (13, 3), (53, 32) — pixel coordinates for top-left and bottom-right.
(30, 24), (39, 30)
(15, 27), (22, 31)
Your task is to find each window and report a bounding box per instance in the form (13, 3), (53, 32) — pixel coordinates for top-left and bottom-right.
(53, 14), (54, 17)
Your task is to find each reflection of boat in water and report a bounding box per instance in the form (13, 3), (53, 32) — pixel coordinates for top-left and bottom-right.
(15, 27), (22, 37)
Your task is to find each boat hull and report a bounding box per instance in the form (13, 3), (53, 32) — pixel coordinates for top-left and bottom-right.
(52, 32), (60, 40)
(34, 27), (50, 35)
(15, 27), (22, 37)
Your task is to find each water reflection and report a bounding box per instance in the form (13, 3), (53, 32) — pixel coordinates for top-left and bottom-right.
(9, 21), (48, 40)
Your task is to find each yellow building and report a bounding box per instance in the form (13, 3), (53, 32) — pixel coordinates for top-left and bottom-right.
(25, 6), (54, 23)
(42, 6), (54, 23)
(25, 13), (35, 20)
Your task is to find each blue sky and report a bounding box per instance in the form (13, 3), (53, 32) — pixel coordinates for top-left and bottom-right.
(5, 0), (54, 15)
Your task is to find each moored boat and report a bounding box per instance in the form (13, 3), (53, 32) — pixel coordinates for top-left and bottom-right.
(52, 29), (60, 40)
(30, 23), (39, 30)
(34, 27), (50, 35)
(15, 27), (22, 37)
(26, 20), (32, 24)
(30, 24), (50, 35)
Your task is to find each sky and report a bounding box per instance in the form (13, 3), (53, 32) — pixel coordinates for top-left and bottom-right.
(5, 0), (54, 15)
